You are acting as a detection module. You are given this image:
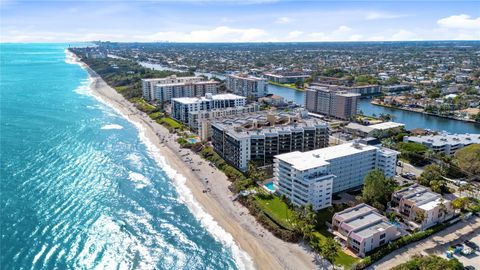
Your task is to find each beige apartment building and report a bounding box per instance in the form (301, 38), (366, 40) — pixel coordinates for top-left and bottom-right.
(332, 204), (400, 257)
(305, 85), (360, 120)
(391, 184), (454, 231)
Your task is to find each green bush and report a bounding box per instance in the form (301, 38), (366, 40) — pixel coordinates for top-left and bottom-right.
(355, 221), (457, 269)
(238, 197), (300, 242)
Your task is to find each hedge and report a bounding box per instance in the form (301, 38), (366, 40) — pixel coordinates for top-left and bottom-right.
(355, 219), (459, 269)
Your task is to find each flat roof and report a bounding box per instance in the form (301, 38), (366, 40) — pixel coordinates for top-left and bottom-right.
(172, 94), (245, 104)
(353, 220), (393, 238)
(212, 110), (327, 140)
(418, 198), (444, 211)
(369, 122), (405, 130)
(345, 212), (384, 229)
(406, 133), (480, 147)
(275, 142), (377, 171)
(142, 76), (200, 82)
(335, 204), (376, 222)
(346, 122), (404, 133)
(409, 191), (439, 204)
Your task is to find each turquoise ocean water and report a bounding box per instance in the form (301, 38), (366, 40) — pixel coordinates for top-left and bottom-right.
(0, 44), (249, 269)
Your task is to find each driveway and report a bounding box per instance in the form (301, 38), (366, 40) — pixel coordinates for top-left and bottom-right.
(367, 216), (480, 269)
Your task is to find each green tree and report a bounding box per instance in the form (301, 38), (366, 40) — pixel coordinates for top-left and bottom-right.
(419, 164), (446, 193)
(414, 209), (427, 225)
(392, 254), (463, 270)
(294, 204), (317, 242)
(475, 112), (480, 122)
(454, 144), (480, 179)
(397, 142), (429, 166)
(362, 169), (396, 211)
(451, 197), (469, 212)
(294, 79), (303, 89)
(319, 237), (340, 267)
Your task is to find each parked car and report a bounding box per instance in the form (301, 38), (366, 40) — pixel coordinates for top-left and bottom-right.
(464, 240), (480, 251)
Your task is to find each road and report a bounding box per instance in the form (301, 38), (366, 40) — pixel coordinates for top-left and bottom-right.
(367, 216), (480, 269)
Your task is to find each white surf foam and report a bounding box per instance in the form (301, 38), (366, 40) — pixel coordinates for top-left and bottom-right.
(128, 171), (151, 189)
(73, 78), (93, 96)
(133, 121), (255, 270)
(64, 49), (78, 65)
(126, 153), (143, 169)
(101, 124), (124, 130)
(66, 50), (255, 270)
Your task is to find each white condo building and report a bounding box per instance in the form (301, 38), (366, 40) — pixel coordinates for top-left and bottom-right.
(226, 74), (268, 99)
(403, 133), (480, 155)
(142, 75), (219, 102)
(274, 141), (398, 210)
(172, 93), (246, 123)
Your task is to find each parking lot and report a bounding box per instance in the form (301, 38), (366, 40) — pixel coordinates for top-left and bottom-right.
(368, 216), (480, 269)
(443, 232), (480, 269)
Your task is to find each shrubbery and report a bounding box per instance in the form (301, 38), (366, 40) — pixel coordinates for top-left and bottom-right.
(238, 197), (300, 242)
(396, 142), (429, 166)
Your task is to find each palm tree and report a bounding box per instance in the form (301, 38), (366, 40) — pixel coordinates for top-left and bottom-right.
(320, 238), (340, 269)
(438, 198), (447, 222)
(414, 209), (426, 227)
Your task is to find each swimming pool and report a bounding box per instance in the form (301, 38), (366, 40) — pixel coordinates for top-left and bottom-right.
(187, 137), (199, 143)
(264, 182), (275, 192)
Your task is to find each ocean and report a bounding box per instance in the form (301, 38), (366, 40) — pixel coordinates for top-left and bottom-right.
(0, 44), (248, 269)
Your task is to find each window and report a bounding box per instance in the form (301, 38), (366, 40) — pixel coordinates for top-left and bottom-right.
(380, 233), (385, 239)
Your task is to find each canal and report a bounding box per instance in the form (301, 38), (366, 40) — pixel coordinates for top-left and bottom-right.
(139, 62), (480, 134)
(267, 85), (480, 134)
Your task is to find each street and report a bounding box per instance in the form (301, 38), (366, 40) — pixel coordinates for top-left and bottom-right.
(368, 216), (480, 269)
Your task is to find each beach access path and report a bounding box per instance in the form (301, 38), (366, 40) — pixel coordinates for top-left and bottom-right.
(80, 61), (316, 270)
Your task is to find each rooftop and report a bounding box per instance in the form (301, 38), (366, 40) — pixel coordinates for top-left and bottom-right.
(346, 121), (405, 134)
(394, 184), (448, 208)
(334, 203), (377, 222)
(345, 212), (384, 229)
(142, 75), (200, 82)
(353, 220), (393, 238)
(212, 110), (327, 140)
(275, 141), (377, 171)
(405, 133), (480, 147)
(172, 94), (245, 104)
(418, 198), (445, 211)
(228, 74), (266, 81)
(155, 80), (219, 87)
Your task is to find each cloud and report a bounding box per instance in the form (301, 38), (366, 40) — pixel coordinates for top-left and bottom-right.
(365, 11), (408, 20)
(136, 26), (268, 42)
(390, 29), (417, 41)
(437, 14), (480, 30)
(286, 30), (303, 39)
(275, 16), (292, 24)
(333, 25), (352, 34)
(307, 26), (356, 41)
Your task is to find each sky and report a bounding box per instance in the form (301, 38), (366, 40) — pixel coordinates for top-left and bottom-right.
(0, 0), (479, 42)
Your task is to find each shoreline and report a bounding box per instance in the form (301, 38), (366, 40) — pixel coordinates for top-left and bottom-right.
(370, 100), (479, 125)
(68, 51), (316, 270)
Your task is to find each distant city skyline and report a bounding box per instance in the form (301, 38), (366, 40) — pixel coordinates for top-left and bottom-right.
(0, 0), (479, 42)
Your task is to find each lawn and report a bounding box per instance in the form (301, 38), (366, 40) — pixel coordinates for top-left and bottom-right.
(253, 192), (296, 230)
(129, 97), (157, 113)
(148, 111), (163, 120)
(313, 230), (360, 269)
(254, 193), (359, 269)
(159, 117), (183, 129)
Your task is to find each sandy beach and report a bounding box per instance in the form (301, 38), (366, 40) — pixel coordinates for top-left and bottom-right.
(71, 53), (316, 270)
